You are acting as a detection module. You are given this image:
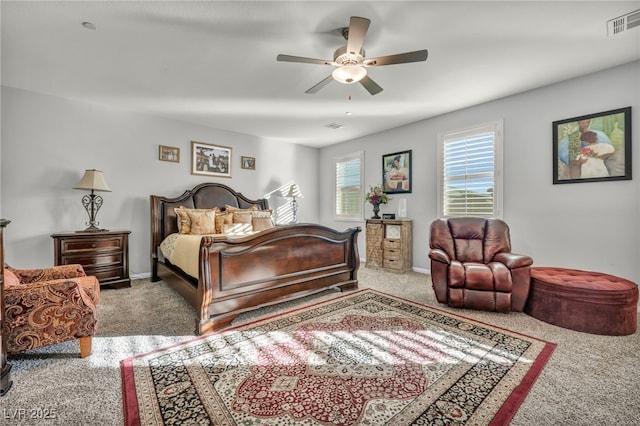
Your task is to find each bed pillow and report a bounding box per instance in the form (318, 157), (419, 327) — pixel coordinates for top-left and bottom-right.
(232, 212), (253, 225)
(249, 209), (273, 218)
(186, 209), (216, 235)
(214, 212), (233, 234)
(252, 216), (275, 232)
(225, 204), (258, 212)
(175, 206), (219, 234)
(221, 223), (253, 235)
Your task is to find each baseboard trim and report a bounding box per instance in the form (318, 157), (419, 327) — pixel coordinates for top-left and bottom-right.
(360, 257), (430, 275)
(131, 272), (152, 280)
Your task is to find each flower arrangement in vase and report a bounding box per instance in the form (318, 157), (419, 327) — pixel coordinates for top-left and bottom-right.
(364, 185), (390, 219)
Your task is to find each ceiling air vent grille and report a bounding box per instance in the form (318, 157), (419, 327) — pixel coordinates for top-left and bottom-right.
(607, 9), (640, 36)
(325, 122), (344, 129)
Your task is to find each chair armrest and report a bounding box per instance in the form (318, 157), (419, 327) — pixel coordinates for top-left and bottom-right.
(8, 264), (87, 283)
(493, 252), (533, 269)
(5, 277), (97, 306)
(429, 248), (451, 264)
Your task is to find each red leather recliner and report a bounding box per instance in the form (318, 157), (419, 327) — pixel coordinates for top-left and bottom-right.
(428, 217), (533, 312)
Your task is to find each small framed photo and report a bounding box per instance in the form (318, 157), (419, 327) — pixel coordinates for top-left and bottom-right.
(191, 141), (232, 178)
(241, 156), (256, 170)
(159, 145), (180, 163)
(553, 107), (631, 184)
(382, 150), (412, 194)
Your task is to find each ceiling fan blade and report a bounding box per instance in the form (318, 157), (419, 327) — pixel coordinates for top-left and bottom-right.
(305, 75), (334, 94)
(277, 54), (334, 66)
(346, 16), (370, 56)
(363, 49), (428, 66)
(360, 75), (383, 95)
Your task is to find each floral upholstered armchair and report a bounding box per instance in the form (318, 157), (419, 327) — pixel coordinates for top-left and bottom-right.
(3, 264), (100, 358)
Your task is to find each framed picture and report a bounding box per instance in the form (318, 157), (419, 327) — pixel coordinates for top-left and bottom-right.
(159, 145), (180, 163)
(191, 141), (232, 178)
(241, 156), (256, 170)
(553, 107), (631, 184)
(382, 150), (412, 193)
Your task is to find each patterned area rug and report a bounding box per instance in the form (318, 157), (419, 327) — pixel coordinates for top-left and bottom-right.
(121, 290), (555, 425)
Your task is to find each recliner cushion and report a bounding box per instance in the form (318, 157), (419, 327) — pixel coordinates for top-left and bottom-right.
(449, 217), (486, 262)
(464, 263), (494, 290)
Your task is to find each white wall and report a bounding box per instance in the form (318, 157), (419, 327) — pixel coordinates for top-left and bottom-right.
(0, 86), (319, 276)
(320, 61), (640, 283)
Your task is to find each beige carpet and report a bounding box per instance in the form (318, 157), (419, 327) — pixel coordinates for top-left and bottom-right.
(2, 266), (639, 425)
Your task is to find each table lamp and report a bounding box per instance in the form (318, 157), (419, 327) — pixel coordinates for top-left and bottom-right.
(74, 169), (111, 232)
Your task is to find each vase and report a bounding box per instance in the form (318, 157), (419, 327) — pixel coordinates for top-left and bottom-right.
(371, 203), (381, 219)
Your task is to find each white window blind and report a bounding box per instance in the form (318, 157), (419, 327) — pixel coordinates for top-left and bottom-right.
(334, 151), (363, 221)
(437, 121), (503, 218)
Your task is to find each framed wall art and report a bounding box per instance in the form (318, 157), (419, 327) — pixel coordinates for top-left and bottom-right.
(382, 150), (412, 194)
(159, 145), (180, 163)
(191, 141), (232, 178)
(241, 156), (256, 170)
(553, 107), (631, 184)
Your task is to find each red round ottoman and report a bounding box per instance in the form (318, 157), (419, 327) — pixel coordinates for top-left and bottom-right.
(525, 267), (638, 336)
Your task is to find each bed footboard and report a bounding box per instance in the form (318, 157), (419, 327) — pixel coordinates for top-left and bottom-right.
(194, 224), (360, 334)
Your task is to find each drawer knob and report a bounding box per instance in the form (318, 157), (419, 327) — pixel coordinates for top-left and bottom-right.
(91, 243), (97, 248)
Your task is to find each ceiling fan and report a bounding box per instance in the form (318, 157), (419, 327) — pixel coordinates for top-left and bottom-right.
(277, 16), (428, 96)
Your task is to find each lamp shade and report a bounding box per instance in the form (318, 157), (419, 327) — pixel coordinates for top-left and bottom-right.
(74, 169), (111, 192)
(286, 184), (303, 198)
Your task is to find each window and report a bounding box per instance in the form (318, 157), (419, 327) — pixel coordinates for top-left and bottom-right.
(334, 151), (364, 221)
(437, 120), (503, 218)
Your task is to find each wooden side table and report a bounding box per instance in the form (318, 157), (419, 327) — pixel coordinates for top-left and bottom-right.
(365, 219), (412, 273)
(51, 230), (131, 288)
(1, 219), (13, 396)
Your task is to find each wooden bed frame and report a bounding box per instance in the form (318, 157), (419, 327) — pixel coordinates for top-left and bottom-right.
(150, 183), (361, 334)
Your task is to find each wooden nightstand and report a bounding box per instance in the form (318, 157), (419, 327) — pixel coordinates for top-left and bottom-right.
(51, 230), (131, 288)
(365, 219), (412, 273)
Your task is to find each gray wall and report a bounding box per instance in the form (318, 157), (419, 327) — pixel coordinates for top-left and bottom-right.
(2, 61), (639, 283)
(320, 61), (640, 283)
(1, 86), (319, 276)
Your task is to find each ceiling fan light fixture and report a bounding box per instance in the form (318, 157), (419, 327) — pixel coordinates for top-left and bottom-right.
(332, 65), (367, 84)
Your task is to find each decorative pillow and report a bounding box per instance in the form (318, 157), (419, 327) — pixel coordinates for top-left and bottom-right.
(222, 223), (253, 235)
(232, 212), (253, 225)
(214, 212), (233, 234)
(175, 207), (189, 233)
(252, 216), (275, 232)
(4, 268), (21, 287)
(249, 209), (273, 218)
(186, 209), (216, 235)
(175, 206), (219, 234)
(225, 204), (258, 212)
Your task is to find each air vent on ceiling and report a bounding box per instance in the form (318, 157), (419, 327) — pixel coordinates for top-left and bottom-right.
(607, 9), (640, 36)
(325, 123), (344, 130)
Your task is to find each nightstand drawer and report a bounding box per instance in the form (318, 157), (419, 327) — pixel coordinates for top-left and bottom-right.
(384, 249), (402, 260)
(84, 265), (125, 282)
(383, 258), (402, 270)
(60, 237), (124, 253)
(383, 239), (401, 249)
(61, 252), (122, 268)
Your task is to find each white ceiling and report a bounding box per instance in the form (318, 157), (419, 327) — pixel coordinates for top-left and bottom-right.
(2, 1), (639, 148)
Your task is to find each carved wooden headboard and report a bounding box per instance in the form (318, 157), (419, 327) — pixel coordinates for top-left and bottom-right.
(150, 182), (269, 259)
